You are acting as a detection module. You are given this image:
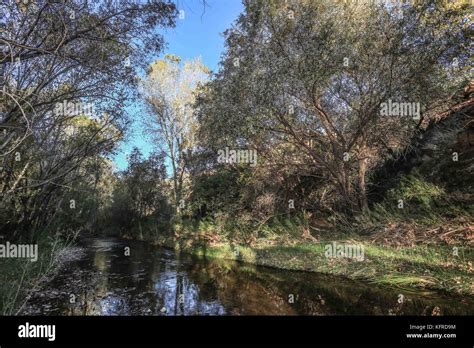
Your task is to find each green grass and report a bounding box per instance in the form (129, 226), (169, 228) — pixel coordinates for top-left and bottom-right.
(353, 172), (473, 229)
(172, 239), (473, 296)
(121, 172), (473, 296)
(0, 233), (73, 315)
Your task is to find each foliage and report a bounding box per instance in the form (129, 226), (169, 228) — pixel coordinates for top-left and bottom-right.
(193, 0), (470, 216)
(105, 148), (172, 238)
(140, 55), (210, 210)
(0, 0), (177, 240)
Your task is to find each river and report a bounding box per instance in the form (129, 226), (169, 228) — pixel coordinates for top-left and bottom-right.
(21, 237), (474, 315)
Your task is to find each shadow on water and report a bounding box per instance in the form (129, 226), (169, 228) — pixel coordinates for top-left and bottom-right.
(20, 237), (474, 315)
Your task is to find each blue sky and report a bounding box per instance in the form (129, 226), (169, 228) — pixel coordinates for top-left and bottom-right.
(112, 0), (244, 171)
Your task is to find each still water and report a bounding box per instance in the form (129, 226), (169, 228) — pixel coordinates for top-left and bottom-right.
(22, 238), (474, 315)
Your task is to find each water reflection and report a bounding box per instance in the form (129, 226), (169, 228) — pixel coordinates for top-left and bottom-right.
(100, 295), (129, 315)
(154, 271), (225, 315)
(21, 238), (474, 316)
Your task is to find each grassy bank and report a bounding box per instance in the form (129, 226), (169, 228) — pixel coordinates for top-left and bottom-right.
(0, 233), (76, 315)
(128, 211), (473, 296)
(193, 242), (472, 294)
(116, 171), (473, 296)
(149, 234), (473, 296)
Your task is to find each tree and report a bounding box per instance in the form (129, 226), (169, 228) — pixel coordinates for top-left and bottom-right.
(140, 54), (210, 212)
(0, 0), (177, 239)
(107, 147), (171, 237)
(195, 0), (470, 215)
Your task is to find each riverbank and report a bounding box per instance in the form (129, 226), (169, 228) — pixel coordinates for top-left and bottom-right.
(136, 229), (473, 297)
(0, 235), (83, 315)
(196, 242), (473, 296)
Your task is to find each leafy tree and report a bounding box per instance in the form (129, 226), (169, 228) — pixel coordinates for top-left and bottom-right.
(140, 54), (210, 211)
(107, 148), (171, 237)
(195, 0), (470, 216)
(0, 0), (177, 239)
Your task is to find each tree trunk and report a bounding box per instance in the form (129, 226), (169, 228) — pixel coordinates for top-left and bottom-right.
(338, 163), (357, 214)
(358, 157), (369, 212)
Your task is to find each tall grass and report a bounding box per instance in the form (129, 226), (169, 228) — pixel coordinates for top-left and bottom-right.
(0, 233), (75, 315)
(346, 172), (473, 233)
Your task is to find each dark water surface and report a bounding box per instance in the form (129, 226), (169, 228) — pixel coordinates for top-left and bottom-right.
(22, 237), (474, 315)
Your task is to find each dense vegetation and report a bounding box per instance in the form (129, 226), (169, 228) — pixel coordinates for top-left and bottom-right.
(105, 0), (472, 243)
(100, 0), (473, 295)
(1, 0), (472, 313)
(0, 0), (177, 313)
